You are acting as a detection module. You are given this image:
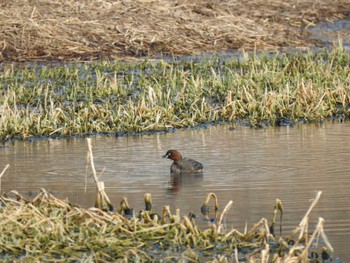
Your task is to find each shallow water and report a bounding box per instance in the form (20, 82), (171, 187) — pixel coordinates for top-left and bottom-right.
(160, 17), (350, 63)
(309, 17), (350, 49)
(1, 121), (350, 261)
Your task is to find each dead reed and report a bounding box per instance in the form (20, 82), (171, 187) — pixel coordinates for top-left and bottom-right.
(0, 189), (332, 262)
(1, 0), (349, 62)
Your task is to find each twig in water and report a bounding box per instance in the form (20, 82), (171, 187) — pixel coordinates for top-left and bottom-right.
(0, 164), (10, 193)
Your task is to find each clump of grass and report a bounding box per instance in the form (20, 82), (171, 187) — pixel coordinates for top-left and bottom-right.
(0, 189), (332, 262)
(1, 47), (350, 141)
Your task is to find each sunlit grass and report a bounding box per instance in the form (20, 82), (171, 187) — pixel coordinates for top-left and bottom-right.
(0, 189), (330, 262)
(0, 47), (350, 140)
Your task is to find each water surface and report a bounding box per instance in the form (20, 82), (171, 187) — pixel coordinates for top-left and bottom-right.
(1, 121), (350, 261)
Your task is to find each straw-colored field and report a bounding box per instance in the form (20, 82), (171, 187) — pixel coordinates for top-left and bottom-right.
(1, 0), (349, 62)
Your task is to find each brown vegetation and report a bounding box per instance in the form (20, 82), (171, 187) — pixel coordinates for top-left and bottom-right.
(1, 0), (349, 62)
(0, 187), (330, 261)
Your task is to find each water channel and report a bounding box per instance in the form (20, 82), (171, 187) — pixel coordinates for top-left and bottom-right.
(1, 120), (350, 261)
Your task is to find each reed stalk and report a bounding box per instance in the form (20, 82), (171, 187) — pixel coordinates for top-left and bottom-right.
(0, 189), (332, 262)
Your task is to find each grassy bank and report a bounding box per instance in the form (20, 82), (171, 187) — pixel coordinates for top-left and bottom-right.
(1, 48), (350, 141)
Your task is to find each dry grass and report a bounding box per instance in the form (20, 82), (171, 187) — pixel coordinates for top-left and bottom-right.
(1, 0), (349, 62)
(0, 189), (332, 262)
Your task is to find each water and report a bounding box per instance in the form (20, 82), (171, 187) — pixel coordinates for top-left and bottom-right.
(309, 17), (350, 49)
(1, 121), (350, 261)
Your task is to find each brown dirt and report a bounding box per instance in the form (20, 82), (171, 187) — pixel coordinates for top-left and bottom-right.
(1, 0), (349, 62)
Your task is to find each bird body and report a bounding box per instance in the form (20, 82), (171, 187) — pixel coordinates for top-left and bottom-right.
(162, 149), (203, 174)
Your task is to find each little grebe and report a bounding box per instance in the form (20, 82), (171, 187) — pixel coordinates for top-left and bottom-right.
(162, 149), (203, 174)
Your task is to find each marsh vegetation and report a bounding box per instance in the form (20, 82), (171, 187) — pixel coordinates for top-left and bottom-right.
(1, 48), (350, 141)
(1, 1), (349, 261)
(0, 188), (330, 262)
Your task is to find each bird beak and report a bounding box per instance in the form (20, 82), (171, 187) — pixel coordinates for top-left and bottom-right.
(162, 153), (169, 158)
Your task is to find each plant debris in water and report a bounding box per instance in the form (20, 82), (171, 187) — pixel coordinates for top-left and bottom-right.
(1, 48), (350, 141)
(0, 189), (333, 262)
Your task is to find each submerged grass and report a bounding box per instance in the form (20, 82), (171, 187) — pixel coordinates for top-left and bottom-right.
(1, 47), (350, 141)
(0, 189), (332, 262)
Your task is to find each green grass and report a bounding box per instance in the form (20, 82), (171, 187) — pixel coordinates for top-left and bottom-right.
(1, 47), (350, 141)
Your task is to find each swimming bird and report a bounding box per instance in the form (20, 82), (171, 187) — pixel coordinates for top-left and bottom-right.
(162, 149), (203, 174)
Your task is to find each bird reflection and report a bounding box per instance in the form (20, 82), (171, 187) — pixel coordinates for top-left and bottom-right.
(167, 172), (204, 193)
